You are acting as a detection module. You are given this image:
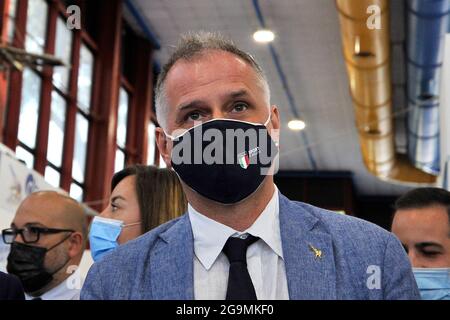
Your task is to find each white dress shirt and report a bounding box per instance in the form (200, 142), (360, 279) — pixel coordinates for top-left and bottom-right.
(188, 187), (289, 300)
(25, 267), (84, 300)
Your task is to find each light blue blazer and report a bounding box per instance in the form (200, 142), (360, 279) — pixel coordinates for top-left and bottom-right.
(81, 192), (420, 300)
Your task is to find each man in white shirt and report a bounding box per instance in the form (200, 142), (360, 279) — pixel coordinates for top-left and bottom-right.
(81, 31), (419, 300)
(2, 191), (87, 300)
(190, 185), (288, 299)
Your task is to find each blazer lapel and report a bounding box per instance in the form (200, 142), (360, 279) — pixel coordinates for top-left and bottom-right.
(149, 214), (195, 299)
(279, 193), (337, 299)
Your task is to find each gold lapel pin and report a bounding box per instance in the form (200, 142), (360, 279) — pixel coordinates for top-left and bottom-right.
(308, 244), (322, 259)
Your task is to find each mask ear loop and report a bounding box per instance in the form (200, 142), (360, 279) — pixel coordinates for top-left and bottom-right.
(46, 232), (76, 276)
(47, 232), (74, 251)
(263, 112), (279, 148)
(122, 221), (141, 228)
(163, 130), (176, 141)
(263, 112), (271, 126)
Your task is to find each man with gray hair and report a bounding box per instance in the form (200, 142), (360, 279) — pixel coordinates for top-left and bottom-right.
(81, 32), (419, 300)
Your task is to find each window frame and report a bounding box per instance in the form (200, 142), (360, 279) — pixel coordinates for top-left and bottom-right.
(2, 0), (100, 202)
(2, 0), (157, 210)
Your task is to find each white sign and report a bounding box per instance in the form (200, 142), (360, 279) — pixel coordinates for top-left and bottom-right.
(0, 144), (61, 230)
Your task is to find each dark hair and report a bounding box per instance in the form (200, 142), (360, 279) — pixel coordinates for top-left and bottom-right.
(111, 165), (187, 233)
(394, 187), (450, 211)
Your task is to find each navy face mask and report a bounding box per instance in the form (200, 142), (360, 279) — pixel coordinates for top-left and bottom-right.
(166, 116), (278, 204)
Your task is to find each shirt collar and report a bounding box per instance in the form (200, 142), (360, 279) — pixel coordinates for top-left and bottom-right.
(188, 186), (282, 270)
(26, 267), (83, 300)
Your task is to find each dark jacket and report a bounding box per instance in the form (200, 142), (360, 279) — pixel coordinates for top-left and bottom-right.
(0, 271), (25, 300)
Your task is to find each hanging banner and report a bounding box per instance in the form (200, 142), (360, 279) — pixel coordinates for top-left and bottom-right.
(0, 144), (60, 230)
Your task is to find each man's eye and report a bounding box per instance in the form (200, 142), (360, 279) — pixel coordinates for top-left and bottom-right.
(232, 102), (248, 113)
(422, 251), (441, 257)
(187, 112), (202, 121)
(111, 203), (118, 212)
(27, 227), (40, 235)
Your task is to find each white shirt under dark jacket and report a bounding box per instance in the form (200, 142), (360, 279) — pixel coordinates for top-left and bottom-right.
(188, 187), (289, 300)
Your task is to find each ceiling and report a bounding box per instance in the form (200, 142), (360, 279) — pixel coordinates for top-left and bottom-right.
(125, 0), (414, 196)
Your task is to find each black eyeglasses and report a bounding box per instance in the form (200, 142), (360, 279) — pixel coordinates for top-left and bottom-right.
(1, 226), (74, 244)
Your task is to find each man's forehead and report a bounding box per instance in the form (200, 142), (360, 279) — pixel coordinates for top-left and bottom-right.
(394, 207), (450, 235)
(13, 207), (53, 227)
(165, 52), (261, 104)
(14, 195), (67, 225)
(396, 206), (448, 219)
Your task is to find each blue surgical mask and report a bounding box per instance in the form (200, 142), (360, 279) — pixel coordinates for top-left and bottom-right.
(89, 216), (140, 262)
(413, 268), (450, 300)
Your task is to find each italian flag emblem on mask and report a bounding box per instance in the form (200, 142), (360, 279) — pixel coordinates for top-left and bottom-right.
(239, 153), (250, 169)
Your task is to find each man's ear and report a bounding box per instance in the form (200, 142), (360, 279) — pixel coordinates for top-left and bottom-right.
(155, 127), (172, 168)
(270, 105), (280, 130)
(68, 232), (83, 258)
(269, 105), (280, 147)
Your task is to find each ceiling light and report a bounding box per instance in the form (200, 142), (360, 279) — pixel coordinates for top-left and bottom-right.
(253, 29), (275, 43)
(288, 119), (306, 131)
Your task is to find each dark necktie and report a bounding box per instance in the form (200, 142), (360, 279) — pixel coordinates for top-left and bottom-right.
(222, 234), (259, 300)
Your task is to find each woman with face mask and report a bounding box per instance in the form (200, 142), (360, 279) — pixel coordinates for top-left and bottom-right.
(88, 165), (187, 262)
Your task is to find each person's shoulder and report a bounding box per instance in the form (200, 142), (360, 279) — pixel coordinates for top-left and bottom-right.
(0, 271), (9, 282)
(283, 196), (392, 248)
(94, 215), (185, 266)
(0, 271), (20, 286)
(81, 215), (187, 299)
(280, 195), (419, 300)
(0, 271), (25, 300)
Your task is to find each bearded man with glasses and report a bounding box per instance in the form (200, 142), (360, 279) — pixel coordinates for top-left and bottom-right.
(1, 191), (87, 300)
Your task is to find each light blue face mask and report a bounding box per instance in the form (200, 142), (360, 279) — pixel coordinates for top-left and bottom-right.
(413, 268), (450, 300)
(89, 216), (141, 262)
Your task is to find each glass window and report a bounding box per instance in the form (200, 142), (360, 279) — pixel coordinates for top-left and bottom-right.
(117, 88), (129, 148)
(77, 44), (94, 113)
(72, 113), (89, 183)
(18, 68), (41, 149)
(25, 0), (48, 54)
(47, 91), (67, 167)
(114, 149), (125, 173)
(44, 166), (60, 188)
(70, 183), (83, 202)
(147, 122), (156, 165)
(53, 17), (73, 92)
(15, 146), (34, 169)
(7, 0), (18, 43)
